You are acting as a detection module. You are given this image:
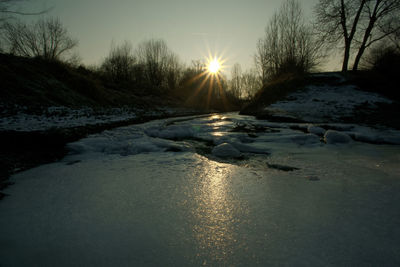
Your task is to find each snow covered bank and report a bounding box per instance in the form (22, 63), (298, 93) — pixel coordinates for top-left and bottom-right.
(267, 75), (392, 123)
(0, 105), (201, 132)
(241, 72), (398, 128)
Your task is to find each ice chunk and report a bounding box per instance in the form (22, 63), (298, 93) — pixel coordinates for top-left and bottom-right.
(152, 138), (192, 152)
(324, 130), (352, 144)
(352, 132), (380, 144)
(255, 132), (321, 146)
(212, 143), (241, 158)
(231, 141), (270, 154)
(145, 125), (194, 140)
(67, 137), (110, 154)
(291, 133), (321, 145)
(379, 136), (400, 145)
(122, 142), (161, 155)
(307, 125), (326, 136)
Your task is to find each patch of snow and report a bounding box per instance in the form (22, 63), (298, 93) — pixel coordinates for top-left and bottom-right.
(0, 106), (202, 132)
(268, 84), (392, 123)
(0, 106), (140, 131)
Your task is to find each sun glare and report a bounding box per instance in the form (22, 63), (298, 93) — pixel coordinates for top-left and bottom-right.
(185, 51), (228, 108)
(208, 58), (221, 74)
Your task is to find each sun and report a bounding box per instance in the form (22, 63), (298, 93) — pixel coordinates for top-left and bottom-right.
(184, 51), (228, 109)
(207, 58), (221, 74)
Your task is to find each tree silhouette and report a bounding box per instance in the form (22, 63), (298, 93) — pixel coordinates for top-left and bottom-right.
(101, 41), (135, 82)
(315, 0), (400, 71)
(2, 17), (77, 61)
(256, 0), (321, 84)
(230, 63), (242, 99)
(135, 39), (181, 92)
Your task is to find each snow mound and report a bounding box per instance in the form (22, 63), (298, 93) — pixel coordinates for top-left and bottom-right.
(212, 143), (241, 158)
(324, 130), (352, 144)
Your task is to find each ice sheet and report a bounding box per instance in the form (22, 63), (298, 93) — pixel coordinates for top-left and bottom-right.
(1, 113), (400, 266)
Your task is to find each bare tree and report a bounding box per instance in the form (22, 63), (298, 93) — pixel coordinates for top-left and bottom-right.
(255, 38), (269, 85)
(389, 29), (400, 50)
(241, 69), (261, 99)
(256, 0), (321, 83)
(230, 63), (242, 99)
(191, 59), (205, 73)
(314, 0), (400, 71)
(101, 40), (135, 82)
(314, 0), (366, 71)
(135, 39), (180, 91)
(2, 17), (77, 60)
(353, 0), (400, 70)
(165, 53), (182, 91)
(1, 0), (49, 51)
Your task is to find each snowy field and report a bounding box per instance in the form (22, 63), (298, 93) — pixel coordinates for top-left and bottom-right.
(1, 113), (400, 266)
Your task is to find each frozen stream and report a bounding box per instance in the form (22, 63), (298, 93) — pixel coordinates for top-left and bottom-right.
(1, 113), (400, 266)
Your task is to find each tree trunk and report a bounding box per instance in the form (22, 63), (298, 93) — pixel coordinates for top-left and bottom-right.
(342, 40), (351, 72)
(352, 21), (376, 71)
(339, 0), (366, 72)
(352, 44), (366, 71)
(352, 2), (379, 71)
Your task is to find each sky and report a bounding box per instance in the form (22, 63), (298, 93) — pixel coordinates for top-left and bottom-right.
(17, 0), (331, 74)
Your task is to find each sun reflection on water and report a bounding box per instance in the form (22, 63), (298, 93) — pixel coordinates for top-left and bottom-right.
(191, 160), (239, 264)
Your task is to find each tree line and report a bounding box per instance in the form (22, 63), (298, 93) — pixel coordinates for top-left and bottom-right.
(1, 0), (399, 101)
